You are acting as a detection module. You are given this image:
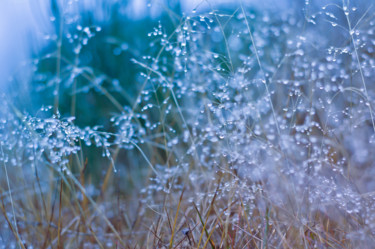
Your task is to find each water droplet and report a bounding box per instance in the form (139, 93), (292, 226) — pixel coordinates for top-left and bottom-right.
(369, 134), (375, 144)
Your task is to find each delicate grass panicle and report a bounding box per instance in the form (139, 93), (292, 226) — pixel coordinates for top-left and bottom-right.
(1, 0), (375, 248)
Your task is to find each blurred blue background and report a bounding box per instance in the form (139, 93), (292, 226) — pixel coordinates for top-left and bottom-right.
(0, 0), (301, 91)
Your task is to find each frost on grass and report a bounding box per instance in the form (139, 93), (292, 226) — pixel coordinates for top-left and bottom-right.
(2, 0), (375, 247)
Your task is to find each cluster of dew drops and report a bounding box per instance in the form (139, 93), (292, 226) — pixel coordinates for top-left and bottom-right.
(139, 2), (375, 234)
(3, 1), (375, 241)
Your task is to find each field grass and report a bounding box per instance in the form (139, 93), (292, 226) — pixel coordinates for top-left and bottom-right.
(1, 0), (375, 248)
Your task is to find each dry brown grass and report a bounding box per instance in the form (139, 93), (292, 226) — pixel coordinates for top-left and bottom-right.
(0, 165), (366, 249)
